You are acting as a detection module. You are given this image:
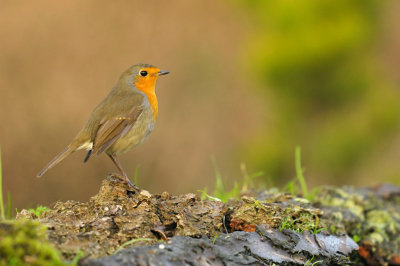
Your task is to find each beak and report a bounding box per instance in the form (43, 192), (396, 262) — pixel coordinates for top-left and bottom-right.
(157, 70), (169, 76)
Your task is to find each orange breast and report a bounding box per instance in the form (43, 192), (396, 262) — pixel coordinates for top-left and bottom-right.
(144, 91), (158, 119)
(134, 80), (158, 119)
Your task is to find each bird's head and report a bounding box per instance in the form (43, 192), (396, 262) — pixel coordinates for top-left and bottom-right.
(120, 63), (169, 93)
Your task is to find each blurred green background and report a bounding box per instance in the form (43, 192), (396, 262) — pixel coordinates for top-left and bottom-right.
(1, 0), (400, 210)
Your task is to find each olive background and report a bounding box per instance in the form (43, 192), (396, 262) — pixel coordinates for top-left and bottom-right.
(1, 0), (400, 210)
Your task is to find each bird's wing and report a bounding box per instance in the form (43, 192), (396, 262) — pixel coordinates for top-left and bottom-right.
(91, 105), (144, 155)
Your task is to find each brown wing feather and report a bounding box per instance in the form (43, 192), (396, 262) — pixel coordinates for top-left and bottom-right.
(92, 107), (144, 155)
(79, 89), (145, 162)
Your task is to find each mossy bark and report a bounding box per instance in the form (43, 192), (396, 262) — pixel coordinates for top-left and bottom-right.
(13, 175), (400, 265)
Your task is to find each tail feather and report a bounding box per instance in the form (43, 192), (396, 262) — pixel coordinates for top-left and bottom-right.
(37, 146), (75, 177)
(83, 149), (92, 163)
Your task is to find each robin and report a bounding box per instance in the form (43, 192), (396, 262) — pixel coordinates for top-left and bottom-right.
(37, 63), (169, 189)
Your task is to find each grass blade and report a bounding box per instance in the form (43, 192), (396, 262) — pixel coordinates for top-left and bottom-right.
(0, 147), (4, 220)
(295, 146), (309, 198)
(114, 238), (153, 254)
(7, 192), (12, 219)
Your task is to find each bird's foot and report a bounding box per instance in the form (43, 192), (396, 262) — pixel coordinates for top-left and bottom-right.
(125, 177), (140, 192)
(108, 172), (140, 192)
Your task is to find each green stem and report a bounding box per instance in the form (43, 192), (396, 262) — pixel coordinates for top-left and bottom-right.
(7, 192), (11, 219)
(295, 146), (309, 198)
(0, 147), (5, 220)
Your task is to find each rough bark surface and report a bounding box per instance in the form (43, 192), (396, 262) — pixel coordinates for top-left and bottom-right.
(81, 225), (357, 266)
(15, 175), (400, 265)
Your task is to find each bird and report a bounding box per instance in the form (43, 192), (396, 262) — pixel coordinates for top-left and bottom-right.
(37, 63), (169, 189)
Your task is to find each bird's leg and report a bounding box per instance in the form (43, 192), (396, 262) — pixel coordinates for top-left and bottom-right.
(108, 154), (138, 190)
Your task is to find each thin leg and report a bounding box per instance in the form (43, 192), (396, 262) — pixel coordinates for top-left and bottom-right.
(108, 154), (138, 190)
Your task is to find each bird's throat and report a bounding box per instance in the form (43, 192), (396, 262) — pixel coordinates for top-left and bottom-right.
(135, 82), (158, 119)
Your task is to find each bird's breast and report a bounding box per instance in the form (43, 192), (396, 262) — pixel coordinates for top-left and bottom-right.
(145, 92), (158, 119)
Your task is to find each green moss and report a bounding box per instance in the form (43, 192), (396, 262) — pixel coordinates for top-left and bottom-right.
(28, 206), (50, 219)
(317, 188), (365, 220)
(365, 210), (400, 243)
(0, 220), (65, 265)
(232, 196), (326, 233)
(314, 185), (400, 260)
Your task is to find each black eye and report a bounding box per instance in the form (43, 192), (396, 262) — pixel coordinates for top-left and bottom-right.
(140, 70), (148, 77)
